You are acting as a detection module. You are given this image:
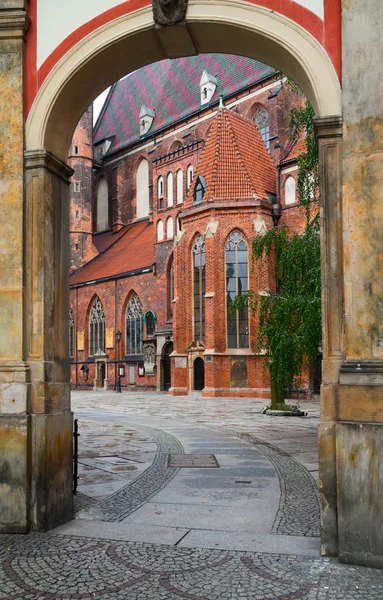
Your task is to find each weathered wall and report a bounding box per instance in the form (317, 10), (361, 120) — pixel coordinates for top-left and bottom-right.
(335, 0), (383, 567)
(0, 2), (30, 533)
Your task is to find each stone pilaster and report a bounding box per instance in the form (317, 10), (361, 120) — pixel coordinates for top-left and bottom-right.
(314, 116), (344, 558)
(335, 0), (383, 568)
(0, 3), (30, 533)
(25, 150), (74, 530)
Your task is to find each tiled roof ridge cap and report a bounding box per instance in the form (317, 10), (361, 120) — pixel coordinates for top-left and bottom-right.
(209, 110), (224, 199)
(223, 109), (259, 197)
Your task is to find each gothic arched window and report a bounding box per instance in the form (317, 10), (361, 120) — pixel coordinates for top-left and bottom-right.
(89, 297), (105, 355)
(69, 308), (74, 359)
(253, 107), (270, 150)
(126, 294), (144, 355)
(226, 231), (249, 348)
(157, 219), (164, 241)
(167, 172), (174, 207)
(187, 164), (194, 189)
(158, 176), (164, 209)
(167, 216), (174, 239)
(136, 159), (149, 219)
(285, 176), (296, 205)
(176, 169), (183, 204)
(193, 235), (206, 342)
(96, 178), (109, 232)
(145, 311), (156, 337)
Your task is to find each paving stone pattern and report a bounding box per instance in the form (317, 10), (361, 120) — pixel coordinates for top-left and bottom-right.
(1, 534), (383, 600)
(209, 428), (320, 537)
(76, 424), (184, 522)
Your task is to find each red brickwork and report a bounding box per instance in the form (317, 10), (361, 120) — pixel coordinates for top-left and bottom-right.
(68, 106), (99, 272)
(68, 70), (313, 396)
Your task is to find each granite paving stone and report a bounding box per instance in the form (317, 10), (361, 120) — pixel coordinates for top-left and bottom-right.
(1, 391), (381, 599)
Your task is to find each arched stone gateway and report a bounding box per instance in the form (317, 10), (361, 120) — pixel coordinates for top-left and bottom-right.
(1, 0), (382, 569)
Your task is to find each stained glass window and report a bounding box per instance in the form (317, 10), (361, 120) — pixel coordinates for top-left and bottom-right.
(193, 235), (206, 342)
(226, 231), (249, 348)
(253, 107), (270, 150)
(126, 294), (144, 354)
(89, 297), (105, 355)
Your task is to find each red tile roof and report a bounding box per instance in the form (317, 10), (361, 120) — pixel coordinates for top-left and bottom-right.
(186, 108), (276, 205)
(92, 227), (130, 254)
(282, 135), (307, 163)
(70, 220), (154, 285)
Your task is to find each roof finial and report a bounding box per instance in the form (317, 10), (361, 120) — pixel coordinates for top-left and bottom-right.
(218, 94), (224, 110)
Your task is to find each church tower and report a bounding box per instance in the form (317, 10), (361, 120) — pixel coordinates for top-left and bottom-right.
(68, 105), (98, 272)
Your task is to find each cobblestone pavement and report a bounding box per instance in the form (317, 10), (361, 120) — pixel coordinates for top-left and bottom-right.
(1, 533), (383, 600)
(1, 392), (383, 599)
(77, 424), (184, 522)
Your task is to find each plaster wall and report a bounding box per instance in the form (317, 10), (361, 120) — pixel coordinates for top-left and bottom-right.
(35, 0), (325, 69)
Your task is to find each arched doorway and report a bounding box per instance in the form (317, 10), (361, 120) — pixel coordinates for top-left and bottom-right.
(161, 342), (173, 391)
(19, 0), (345, 559)
(194, 357), (205, 391)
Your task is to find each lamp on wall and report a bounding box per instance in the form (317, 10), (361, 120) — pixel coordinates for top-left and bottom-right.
(115, 329), (122, 393)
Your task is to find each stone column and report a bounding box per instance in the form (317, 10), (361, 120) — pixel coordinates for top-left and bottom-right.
(335, 0), (383, 568)
(314, 116), (344, 558)
(0, 2), (30, 533)
(24, 150), (74, 531)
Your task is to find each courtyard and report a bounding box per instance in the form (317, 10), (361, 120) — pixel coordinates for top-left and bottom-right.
(1, 392), (382, 599)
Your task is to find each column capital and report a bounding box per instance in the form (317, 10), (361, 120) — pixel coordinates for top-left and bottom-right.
(0, 8), (30, 40)
(25, 150), (74, 182)
(314, 115), (342, 139)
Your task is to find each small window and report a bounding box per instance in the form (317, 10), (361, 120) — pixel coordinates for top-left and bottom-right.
(167, 217), (174, 239)
(158, 176), (164, 199)
(193, 176), (206, 205)
(75, 210), (79, 219)
(74, 182), (81, 193)
(145, 311), (156, 337)
(74, 145), (79, 155)
(157, 220), (164, 242)
(187, 165), (194, 189)
(284, 176), (296, 205)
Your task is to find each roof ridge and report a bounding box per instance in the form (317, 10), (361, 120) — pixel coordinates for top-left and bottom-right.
(223, 110), (258, 197)
(209, 111), (224, 199)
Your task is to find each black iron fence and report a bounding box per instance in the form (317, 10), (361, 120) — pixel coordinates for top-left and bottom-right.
(73, 418), (79, 495)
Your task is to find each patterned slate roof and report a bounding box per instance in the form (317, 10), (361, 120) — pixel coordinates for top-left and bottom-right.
(185, 108), (277, 205)
(94, 54), (277, 155)
(70, 220), (154, 285)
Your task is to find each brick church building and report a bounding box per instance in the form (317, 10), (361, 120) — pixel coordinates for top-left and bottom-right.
(68, 53), (307, 396)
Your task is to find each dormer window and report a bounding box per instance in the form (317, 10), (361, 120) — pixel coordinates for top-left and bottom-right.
(193, 176), (206, 205)
(139, 104), (155, 136)
(199, 71), (218, 106)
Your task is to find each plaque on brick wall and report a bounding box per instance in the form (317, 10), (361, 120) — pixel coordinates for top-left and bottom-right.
(230, 357), (248, 388)
(175, 356), (187, 368)
(77, 331), (84, 351)
(106, 328), (114, 349)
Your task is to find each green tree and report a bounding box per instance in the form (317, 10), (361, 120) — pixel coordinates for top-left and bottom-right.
(235, 93), (321, 409)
